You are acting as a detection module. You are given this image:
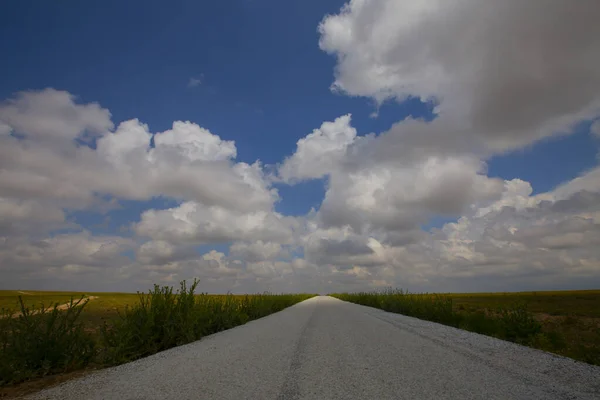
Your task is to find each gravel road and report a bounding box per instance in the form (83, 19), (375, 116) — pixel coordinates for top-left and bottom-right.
(28, 296), (600, 400)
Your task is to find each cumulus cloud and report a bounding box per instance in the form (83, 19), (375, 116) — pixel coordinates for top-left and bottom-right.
(271, 0), (600, 291)
(96, 119), (274, 211)
(0, 232), (134, 278)
(319, 0), (600, 150)
(278, 114), (357, 182)
(127, 246), (318, 293)
(3, 0), (600, 292)
(153, 121), (236, 161)
(0, 88), (113, 143)
(0, 90), (276, 213)
(279, 115), (503, 238)
(0, 197), (68, 236)
(0, 89), (289, 291)
(135, 202), (298, 245)
(319, 156), (503, 233)
(591, 120), (600, 138)
(229, 241), (288, 262)
(136, 240), (202, 265)
(0, 121), (12, 135)
(352, 174), (600, 290)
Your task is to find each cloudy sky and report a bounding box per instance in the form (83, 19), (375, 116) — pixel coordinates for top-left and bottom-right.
(1, 0), (600, 293)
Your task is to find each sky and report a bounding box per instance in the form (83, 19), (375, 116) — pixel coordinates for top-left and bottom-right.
(1, 0), (600, 294)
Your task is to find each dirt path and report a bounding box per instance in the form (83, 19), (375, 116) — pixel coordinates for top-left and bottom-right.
(52, 296), (99, 312)
(6, 296), (99, 318)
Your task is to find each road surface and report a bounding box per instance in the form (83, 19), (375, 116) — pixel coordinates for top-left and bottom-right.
(28, 296), (600, 400)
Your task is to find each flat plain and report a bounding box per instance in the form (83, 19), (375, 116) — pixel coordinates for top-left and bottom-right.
(25, 296), (600, 400)
(1, 288), (599, 399)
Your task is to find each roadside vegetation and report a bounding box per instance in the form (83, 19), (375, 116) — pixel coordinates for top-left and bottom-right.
(0, 280), (314, 389)
(331, 289), (600, 366)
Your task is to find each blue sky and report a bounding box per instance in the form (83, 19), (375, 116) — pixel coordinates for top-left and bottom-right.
(1, 0), (440, 230)
(1, 0), (599, 292)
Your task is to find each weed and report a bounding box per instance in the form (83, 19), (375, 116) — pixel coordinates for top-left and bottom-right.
(1, 282), (314, 388)
(333, 292), (546, 351)
(0, 297), (95, 385)
(100, 281), (314, 365)
(497, 303), (542, 343)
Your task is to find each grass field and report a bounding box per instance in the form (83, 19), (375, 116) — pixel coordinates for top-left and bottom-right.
(2, 287), (598, 397)
(449, 290), (600, 317)
(0, 282), (315, 393)
(331, 289), (600, 366)
(0, 290), (139, 311)
(0, 291), (140, 335)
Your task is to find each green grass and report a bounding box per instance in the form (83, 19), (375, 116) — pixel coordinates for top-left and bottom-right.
(0, 282), (315, 386)
(0, 297), (95, 385)
(449, 290), (600, 317)
(0, 291), (138, 310)
(0, 291), (90, 311)
(100, 281), (314, 364)
(331, 289), (600, 366)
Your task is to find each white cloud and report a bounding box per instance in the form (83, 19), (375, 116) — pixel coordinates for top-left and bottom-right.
(0, 197), (68, 236)
(278, 115), (504, 239)
(246, 261), (293, 279)
(96, 119), (274, 211)
(0, 89), (293, 291)
(550, 167), (600, 201)
(188, 77), (202, 88)
(0, 88), (113, 143)
(0, 232), (134, 276)
(0, 121), (12, 135)
(271, 0), (600, 292)
(319, 155), (503, 234)
(137, 240), (186, 265)
(278, 114), (358, 182)
(319, 0), (600, 151)
(135, 202), (299, 245)
(3, 0), (600, 293)
(591, 120), (600, 137)
(229, 241), (288, 262)
(0, 90), (276, 213)
(367, 174), (600, 291)
(153, 121), (236, 161)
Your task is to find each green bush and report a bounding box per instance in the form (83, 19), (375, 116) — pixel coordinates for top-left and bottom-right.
(498, 303), (542, 343)
(1, 281), (314, 387)
(459, 311), (503, 337)
(101, 280), (202, 363)
(333, 290), (457, 326)
(0, 297), (95, 385)
(332, 291), (545, 347)
(101, 280), (315, 365)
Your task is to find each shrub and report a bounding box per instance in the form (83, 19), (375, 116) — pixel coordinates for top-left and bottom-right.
(332, 291), (545, 347)
(101, 280), (205, 363)
(1, 282), (314, 387)
(333, 290), (458, 326)
(101, 280), (315, 365)
(498, 303), (542, 344)
(0, 297), (95, 385)
(459, 311), (503, 337)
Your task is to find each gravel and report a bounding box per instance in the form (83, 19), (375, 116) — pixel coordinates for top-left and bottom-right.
(27, 296), (600, 400)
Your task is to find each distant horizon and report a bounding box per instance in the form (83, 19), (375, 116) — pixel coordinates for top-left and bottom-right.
(3, 286), (599, 296)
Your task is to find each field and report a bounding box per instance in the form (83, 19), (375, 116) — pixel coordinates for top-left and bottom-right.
(0, 290), (138, 322)
(0, 281), (315, 397)
(2, 288), (598, 397)
(331, 289), (600, 366)
(449, 290), (600, 317)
